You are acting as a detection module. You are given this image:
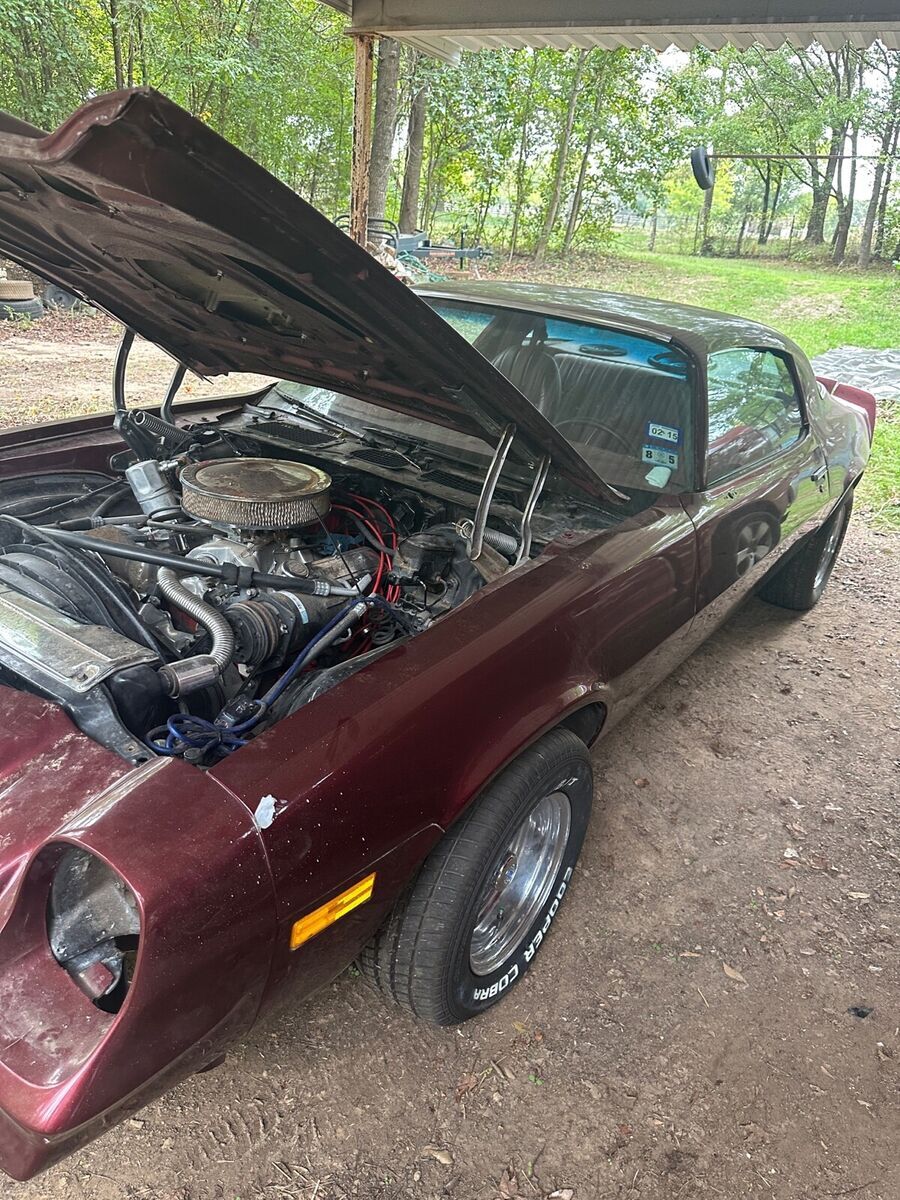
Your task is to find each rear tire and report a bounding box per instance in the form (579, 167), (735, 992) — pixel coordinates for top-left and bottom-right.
(759, 493), (852, 611)
(360, 727), (593, 1025)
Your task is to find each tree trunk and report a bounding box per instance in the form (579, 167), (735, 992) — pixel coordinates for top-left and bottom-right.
(369, 38), (400, 223)
(700, 179), (715, 256)
(648, 206), (658, 252)
(765, 167), (783, 242)
(805, 176), (831, 245)
(805, 128), (843, 244)
(757, 163), (772, 245)
(859, 117), (897, 267)
(508, 54), (540, 261)
(832, 123), (859, 265)
(736, 210), (750, 257)
(108, 0), (126, 90)
(534, 50), (588, 262)
(873, 124), (898, 258)
(562, 60), (608, 255)
(135, 10), (149, 86)
(399, 78), (427, 232)
(473, 181), (493, 244)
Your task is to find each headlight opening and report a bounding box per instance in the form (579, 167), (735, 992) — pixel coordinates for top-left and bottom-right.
(47, 847), (141, 1013)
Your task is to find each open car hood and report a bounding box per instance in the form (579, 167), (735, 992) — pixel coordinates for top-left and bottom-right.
(0, 89), (619, 503)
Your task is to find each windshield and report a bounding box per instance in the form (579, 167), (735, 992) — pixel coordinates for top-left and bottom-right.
(271, 296), (696, 495)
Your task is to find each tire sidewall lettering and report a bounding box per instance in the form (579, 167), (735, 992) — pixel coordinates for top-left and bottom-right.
(442, 752), (594, 1021)
(523, 871), (569, 963)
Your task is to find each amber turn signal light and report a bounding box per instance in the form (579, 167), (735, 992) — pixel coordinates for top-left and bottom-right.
(290, 872), (376, 950)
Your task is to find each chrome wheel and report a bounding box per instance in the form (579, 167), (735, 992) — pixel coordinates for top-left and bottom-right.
(814, 512), (845, 594)
(469, 792), (571, 976)
(735, 519), (774, 577)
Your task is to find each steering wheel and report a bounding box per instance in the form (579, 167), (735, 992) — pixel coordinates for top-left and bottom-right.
(555, 417), (633, 454)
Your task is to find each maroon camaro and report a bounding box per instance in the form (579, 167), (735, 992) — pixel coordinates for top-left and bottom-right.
(0, 91), (876, 1180)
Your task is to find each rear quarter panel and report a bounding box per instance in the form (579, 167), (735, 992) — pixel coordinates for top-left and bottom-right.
(794, 358), (873, 497)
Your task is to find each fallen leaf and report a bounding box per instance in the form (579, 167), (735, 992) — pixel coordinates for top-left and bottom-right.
(723, 963), (747, 983)
(633, 777), (650, 788)
(423, 1146), (453, 1166)
(498, 1168), (518, 1198)
(455, 1072), (478, 1102)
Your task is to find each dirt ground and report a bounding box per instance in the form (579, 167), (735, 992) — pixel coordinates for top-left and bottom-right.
(0, 313), (274, 428)
(1, 321), (898, 1200)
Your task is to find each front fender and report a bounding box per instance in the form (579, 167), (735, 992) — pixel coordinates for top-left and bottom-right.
(0, 726), (276, 1181)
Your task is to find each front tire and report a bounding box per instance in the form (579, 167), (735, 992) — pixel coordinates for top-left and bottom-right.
(760, 492), (852, 611)
(360, 727), (593, 1025)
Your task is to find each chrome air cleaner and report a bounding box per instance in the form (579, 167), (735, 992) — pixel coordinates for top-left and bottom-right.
(179, 458), (331, 530)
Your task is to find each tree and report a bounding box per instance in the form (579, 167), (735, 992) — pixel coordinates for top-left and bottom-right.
(369, 37), (400, 223)
(859, 47), (900, 267)
(399, 56), (427, 231)
(533, 49), (588, 261)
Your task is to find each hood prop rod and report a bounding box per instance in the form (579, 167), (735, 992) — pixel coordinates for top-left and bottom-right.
(111, 328), (153, 460)
(112, 327), (135, 416)
(515, 454), (550, 566)
(112, 329), (192, 459)
(469, 423), (515, 561)
(161, 362), (187, 425)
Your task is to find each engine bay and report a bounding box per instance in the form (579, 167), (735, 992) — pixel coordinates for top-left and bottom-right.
(0, 388), (547, 766)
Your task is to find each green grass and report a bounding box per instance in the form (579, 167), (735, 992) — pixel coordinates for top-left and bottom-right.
(482, 242), (900, 531)
(857, 401), (900, 533)
(485, 241), (900, 358)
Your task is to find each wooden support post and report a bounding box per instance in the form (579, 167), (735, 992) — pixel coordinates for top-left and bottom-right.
(350, 33), (376, 246)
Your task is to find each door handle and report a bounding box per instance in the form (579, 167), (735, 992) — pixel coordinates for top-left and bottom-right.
(811, 465), (827, 484)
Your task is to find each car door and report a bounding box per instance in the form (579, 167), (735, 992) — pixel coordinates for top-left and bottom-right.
(682, 345), (828, 638)
(572, 495), (699, 722)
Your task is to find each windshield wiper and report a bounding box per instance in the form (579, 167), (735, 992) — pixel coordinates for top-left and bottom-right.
(259, 389), (377, 444)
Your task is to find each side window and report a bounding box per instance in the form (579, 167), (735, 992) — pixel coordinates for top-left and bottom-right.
(706, 348), (804, 484)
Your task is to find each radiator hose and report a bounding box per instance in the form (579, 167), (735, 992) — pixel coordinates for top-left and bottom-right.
(155, 568), (235, 697)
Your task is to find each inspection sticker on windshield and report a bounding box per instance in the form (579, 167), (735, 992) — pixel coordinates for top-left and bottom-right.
(645, 421), (681, 445)
(641, 444), (679, 469)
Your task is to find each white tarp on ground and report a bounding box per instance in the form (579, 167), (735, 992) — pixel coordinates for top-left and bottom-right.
(812, 347), (900, 402)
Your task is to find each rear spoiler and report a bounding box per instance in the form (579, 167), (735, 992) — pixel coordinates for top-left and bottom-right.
(815, 376), (877, 441)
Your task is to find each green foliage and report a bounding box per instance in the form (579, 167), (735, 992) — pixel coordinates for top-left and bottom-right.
(0, 0), (354, 213)
(856, 400), (900, 532)
(0, 9), (897, 263)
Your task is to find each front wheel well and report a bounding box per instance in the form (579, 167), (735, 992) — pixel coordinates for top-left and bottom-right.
(560, 701), (606, 747)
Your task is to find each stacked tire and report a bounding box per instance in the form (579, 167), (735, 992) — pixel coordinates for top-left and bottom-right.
(0, 278), (43, 321)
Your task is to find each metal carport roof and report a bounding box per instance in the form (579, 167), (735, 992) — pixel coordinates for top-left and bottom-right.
(324, 1), (900, 61)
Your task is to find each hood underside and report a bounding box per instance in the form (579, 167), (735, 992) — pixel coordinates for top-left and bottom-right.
(0, 89), (617, 502)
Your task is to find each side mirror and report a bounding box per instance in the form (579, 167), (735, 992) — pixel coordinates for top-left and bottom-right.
(690, 146), (716, 191)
